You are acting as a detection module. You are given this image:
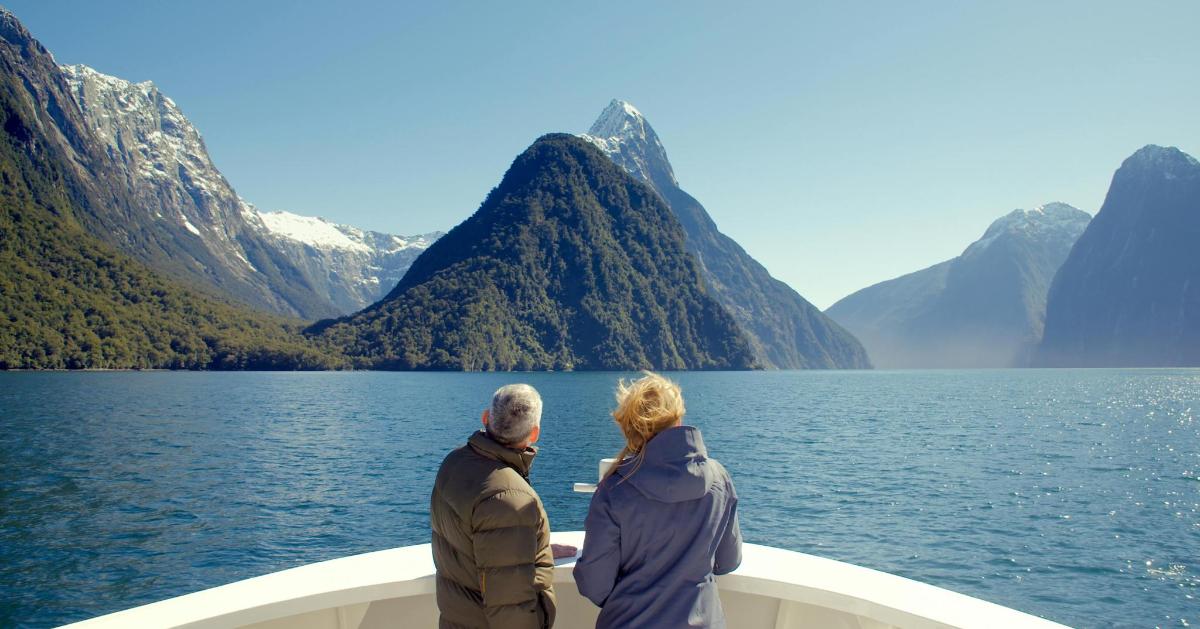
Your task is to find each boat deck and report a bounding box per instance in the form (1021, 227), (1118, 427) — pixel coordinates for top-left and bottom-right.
(63, 531), (1071, 629)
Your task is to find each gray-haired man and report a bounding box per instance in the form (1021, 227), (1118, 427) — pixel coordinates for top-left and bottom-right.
(430, 384), (573, 629)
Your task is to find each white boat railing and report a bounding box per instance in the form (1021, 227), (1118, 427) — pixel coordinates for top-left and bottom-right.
(61, 531), (1072, 629)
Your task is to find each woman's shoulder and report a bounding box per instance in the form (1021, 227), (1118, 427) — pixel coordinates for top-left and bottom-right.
(595, 470), (630, 495)
(593, 467), (645, 506)
(702, 456), (738, 495)
(701, 453), (731, 477)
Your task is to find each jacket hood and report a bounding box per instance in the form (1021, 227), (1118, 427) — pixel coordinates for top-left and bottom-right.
(615, 425), (715, 503)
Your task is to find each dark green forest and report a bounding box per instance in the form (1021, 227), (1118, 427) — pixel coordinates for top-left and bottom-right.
(0, 207), (346, 370)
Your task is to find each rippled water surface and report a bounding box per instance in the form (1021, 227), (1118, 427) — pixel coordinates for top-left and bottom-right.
(1, 370), (1198, 628)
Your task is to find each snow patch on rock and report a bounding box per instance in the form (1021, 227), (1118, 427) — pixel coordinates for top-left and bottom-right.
(963, 202), (1091, 258)
(579, 99), (678, 188)
(254, 209), (372, 253)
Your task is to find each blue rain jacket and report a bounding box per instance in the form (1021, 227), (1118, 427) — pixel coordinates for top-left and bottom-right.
(573, 425), (742, 628)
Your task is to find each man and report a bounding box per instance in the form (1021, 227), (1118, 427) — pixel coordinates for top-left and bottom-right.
(430, 384), (570, 629)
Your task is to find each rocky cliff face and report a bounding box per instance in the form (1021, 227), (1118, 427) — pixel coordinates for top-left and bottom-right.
(312, 134), (757, 371)
(583, 100), (678, 191)
(1037, 146), (1200, 366)
(43, 61), (336, 319)
(827, 203), (1091, 367)
(61, 64), (243, 245)
(581, 100), (870, 368)
(61, 63), (438, 317)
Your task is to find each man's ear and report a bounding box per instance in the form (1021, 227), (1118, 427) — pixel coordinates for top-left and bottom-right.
(528, 423), (541, 445)
(481, 409), (490, 428)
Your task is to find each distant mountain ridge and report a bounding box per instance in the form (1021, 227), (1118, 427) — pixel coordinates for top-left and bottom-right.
(61, 63), (438, 316)
(312, 134), (757, 371)
(1037, 145), (1200, 366)
(243, 204), (441, 313)
(826, 203), (1091, 367)
(580, 100), (870, 369)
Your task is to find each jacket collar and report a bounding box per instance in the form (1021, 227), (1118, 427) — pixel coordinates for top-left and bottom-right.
(468, 430), (537, 477)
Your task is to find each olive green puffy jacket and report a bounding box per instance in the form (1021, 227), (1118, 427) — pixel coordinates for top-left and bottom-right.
(431, 431), (557, 629)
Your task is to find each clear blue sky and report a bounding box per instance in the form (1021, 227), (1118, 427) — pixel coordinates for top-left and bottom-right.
(9, 1), (1199, 308)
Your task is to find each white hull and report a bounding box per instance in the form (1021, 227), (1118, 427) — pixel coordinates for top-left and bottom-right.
(62, 532), (1070, 629)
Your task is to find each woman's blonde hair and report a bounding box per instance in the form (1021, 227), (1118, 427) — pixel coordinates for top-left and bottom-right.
(606, 372), (686, 480)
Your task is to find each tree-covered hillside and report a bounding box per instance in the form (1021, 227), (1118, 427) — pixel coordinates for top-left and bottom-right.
(311, 134), (756, 371)
(0, 207), (345, 370)
(0, 52), (346, 370)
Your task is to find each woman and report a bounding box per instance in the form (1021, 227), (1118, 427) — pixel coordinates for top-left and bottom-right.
(574, 372), (742, 629)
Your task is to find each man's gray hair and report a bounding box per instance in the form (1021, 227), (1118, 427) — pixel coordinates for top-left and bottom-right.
(487, 384), (543, 446)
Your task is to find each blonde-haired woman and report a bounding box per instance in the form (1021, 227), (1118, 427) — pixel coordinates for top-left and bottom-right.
(574, 373), (742, 628)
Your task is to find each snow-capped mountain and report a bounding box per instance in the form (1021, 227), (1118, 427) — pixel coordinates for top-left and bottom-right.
(580, 100), (870, 369)
(242, 203), (441, 313)
(827, 203), (1092, 368)
(962, 202), (1089, 259)
(581, 100), (677, 189)
(58, 63), (338, 318)
(62, 64), (236, 241)
(61, 63), (437, 316)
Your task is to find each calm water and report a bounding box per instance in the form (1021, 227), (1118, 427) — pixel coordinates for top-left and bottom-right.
(1, 370), (1197, 628)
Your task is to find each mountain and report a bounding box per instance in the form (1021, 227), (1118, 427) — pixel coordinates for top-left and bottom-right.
(827, 203), (1091, 368)
(38, 60), (334, 319)
(0, 10), (344, 370)
(311, 134), (757, 371)
(1037, 146), (1200, 367)
(61, 63), (439, 317)
(244, 204), (441, 313)
(580, 100), (869, 369)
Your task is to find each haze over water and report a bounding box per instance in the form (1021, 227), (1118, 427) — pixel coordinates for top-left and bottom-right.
(1, 370), (1197, 628)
